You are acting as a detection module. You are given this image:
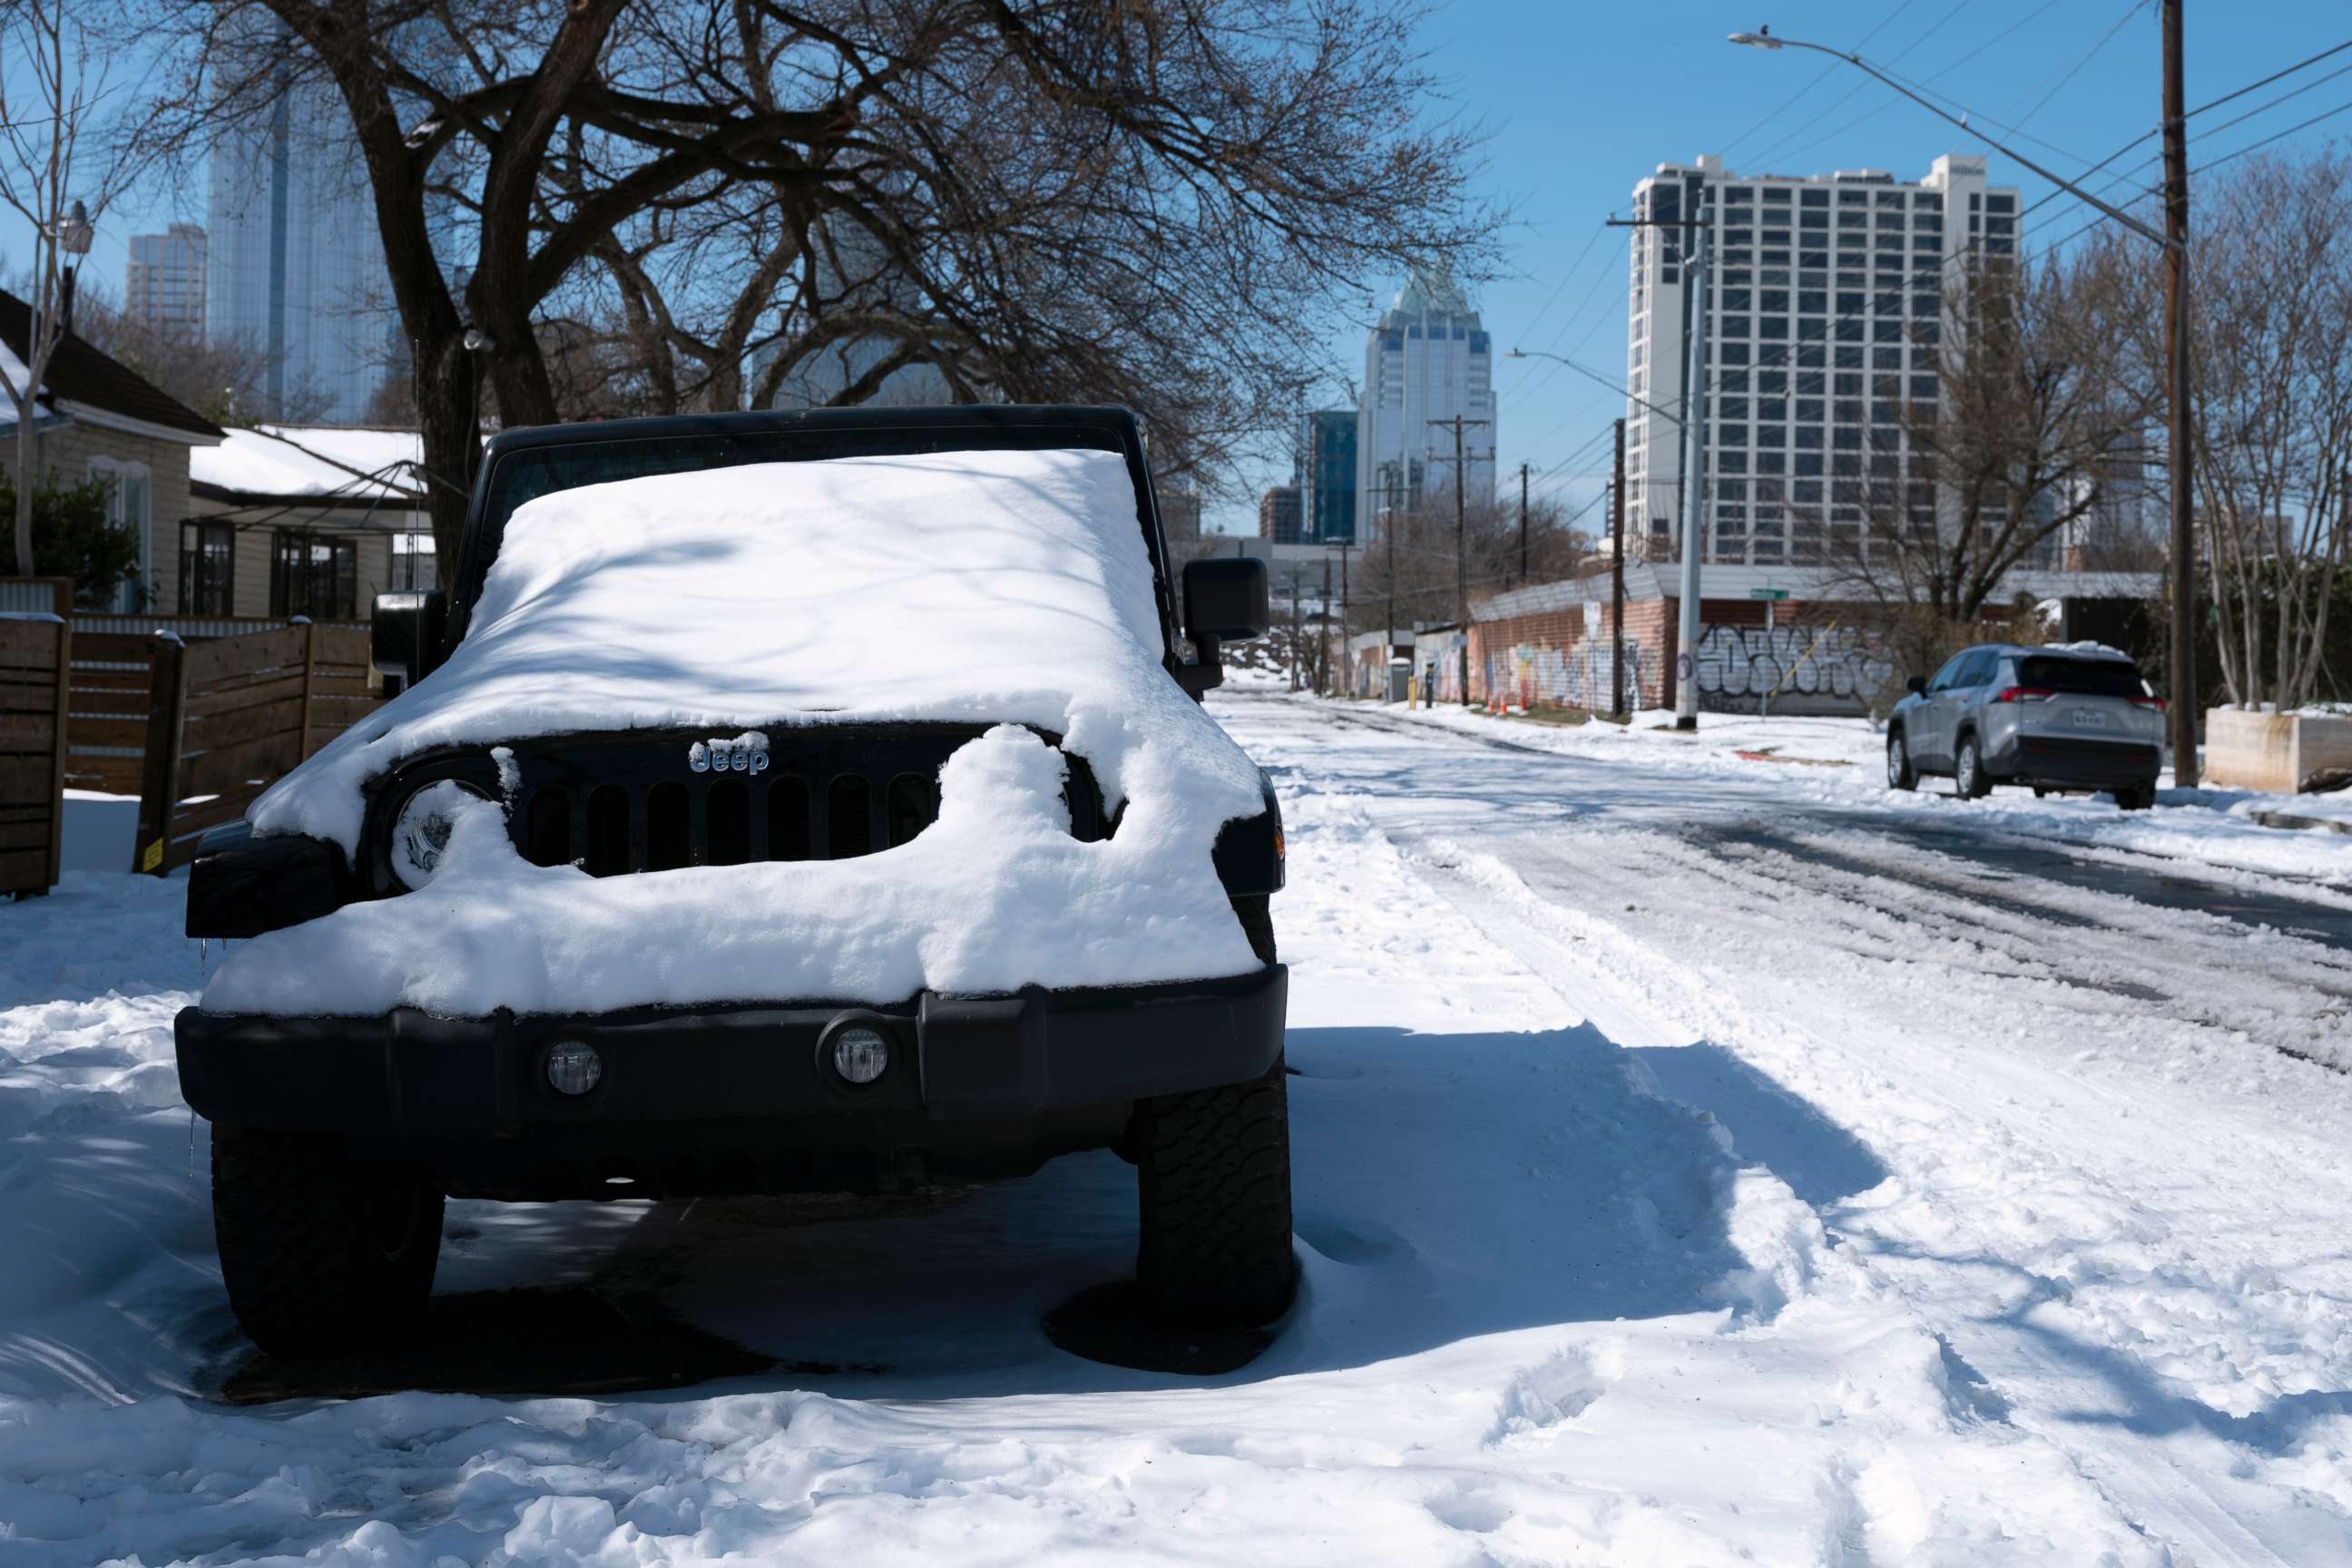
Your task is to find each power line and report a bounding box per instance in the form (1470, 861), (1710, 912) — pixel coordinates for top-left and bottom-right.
(1515, 223), (1611, 348)
(2008, 1), (2150, 131)
(1721, 0), (1929, 161)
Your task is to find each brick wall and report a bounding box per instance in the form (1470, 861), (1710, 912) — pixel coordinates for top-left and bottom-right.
(1468, 593), (1888, 715)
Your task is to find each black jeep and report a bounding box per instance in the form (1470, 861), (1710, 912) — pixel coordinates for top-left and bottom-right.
(175, 406), (1294, 1356)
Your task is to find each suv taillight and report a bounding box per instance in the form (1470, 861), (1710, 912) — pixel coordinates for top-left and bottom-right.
(1993, 686), (2054, 703)
(2131, 695), (2166, 710)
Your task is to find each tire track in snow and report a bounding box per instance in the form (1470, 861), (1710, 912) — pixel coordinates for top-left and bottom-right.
(1224, 696), (2352, 1563)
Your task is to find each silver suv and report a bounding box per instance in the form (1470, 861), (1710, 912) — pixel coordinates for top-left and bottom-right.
(1887, 643), (2166, 809)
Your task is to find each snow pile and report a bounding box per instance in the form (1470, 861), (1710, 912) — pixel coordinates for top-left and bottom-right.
(208, 725), (1259, 1015)
(214, 449), (1267, 1014)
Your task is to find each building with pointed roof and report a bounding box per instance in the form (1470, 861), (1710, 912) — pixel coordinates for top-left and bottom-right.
(1356, 267), (1494, 537)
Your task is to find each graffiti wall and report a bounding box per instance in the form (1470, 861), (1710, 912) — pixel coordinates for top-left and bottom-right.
(1692, 622), (1892, 715)
(1480, 639), (1651, 712)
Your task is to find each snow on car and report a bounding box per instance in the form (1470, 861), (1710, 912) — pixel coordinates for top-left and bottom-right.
(173, 409), (1300, 1356)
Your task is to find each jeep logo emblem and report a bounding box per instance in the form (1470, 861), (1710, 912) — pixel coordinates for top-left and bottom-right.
(689, 737), (769, 774)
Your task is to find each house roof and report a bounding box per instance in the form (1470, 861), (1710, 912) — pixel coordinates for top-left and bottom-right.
(0, 289), (224, 443)
(192, 425), (429, 507)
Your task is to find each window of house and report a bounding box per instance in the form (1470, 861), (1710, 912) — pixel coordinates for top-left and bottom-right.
(87, 457), (152, 612)
(178, 521), (235, 614)
(393, 531), (437, 591)
(271, 529), (358, 619)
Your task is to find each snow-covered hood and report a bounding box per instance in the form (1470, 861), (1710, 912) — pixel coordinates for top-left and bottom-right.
(252, 446), (1243, 850)
(209, 448), (1269, 1015)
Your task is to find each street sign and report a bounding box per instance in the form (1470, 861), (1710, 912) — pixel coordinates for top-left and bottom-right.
(1749, 587), (1789, 601)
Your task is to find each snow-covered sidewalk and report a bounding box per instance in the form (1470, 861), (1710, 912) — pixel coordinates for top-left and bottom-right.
(1, 701), (2347, 1563)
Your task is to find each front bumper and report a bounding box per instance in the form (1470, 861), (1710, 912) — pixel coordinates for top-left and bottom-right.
(175, 965), (1285, 1197)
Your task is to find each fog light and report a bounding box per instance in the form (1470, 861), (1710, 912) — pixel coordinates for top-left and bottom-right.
(545, 1040), (603, 1095)
(830, 1026), (890, 1085)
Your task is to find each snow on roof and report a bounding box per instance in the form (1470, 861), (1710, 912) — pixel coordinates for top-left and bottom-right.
(192, 425), (428, 503)
(219, 447), (1269, 1011)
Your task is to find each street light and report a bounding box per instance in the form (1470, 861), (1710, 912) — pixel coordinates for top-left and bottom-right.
(1730, 22), (2201, 781)
(54, 199), (93, 338)
(1507, 347), (1681, 428)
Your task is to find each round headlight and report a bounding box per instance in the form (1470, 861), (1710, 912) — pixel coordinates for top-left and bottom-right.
(390, 778), (493, 890)
(829, 1025), (891, 1086)
(544, 1040), (603, 1095)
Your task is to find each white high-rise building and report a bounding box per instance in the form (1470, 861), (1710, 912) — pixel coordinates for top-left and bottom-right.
(1357, 269), (1495, 532)
(1623, 152), (2018, 566)
(208, 45), (393, 421)
(124, 223), (207, 338)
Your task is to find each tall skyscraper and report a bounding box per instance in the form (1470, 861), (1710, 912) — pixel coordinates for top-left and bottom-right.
(1299, 409), (1357, 544)
(1357, 269), (1494, 533)
(1623, 152), (2017, 566)
(208, 41), (394, 421)
(124, 223), (207, 338)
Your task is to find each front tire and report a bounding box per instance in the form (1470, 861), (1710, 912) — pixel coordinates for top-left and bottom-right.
(1954, 733), (1991, 799)
(1134, 1056), (1297, 1328)
(211, 1123), (444, 1357)
(1886, 728), (1917, 791)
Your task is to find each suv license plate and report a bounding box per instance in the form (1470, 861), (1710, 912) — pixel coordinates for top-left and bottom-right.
(2071, 710), (2112, 730)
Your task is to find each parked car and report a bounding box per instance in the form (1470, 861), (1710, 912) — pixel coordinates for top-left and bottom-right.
(1886, 642), (2166, 809)
(173, 406), (1298, 1356)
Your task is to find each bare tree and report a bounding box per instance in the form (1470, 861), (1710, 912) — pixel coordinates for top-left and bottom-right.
(2174, 150), (2352, 714)
(1348, 489), (1592, 633)
(118, 0), (1495, 569)
(68, 283), (337, 425)
(1797, 250), (2150, 654)
(0, 0), (151, 574)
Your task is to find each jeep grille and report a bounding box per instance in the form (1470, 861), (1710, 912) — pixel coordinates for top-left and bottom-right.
(397, 724), (1106, 881)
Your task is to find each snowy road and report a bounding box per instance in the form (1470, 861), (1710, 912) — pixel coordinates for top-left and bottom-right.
(2, 696), (2350, 1563)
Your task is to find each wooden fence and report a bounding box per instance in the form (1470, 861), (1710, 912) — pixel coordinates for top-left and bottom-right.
(134, 622), (381, 874)
(0, 612), (71, 897)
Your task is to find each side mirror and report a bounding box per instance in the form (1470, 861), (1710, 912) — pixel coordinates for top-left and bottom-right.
(1905, 674), (1927, 695)
(371, 590), (447, 691)
(1182, 557), (1270, 642)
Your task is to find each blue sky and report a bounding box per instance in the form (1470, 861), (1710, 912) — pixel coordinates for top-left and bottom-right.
(12, 1), (2351, 534)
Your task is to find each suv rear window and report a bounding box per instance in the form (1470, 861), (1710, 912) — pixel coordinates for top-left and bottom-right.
(2017, 656), (2148, 698)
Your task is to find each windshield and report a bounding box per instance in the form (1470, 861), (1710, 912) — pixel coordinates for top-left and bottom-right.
(2017, 655), (2150, 698)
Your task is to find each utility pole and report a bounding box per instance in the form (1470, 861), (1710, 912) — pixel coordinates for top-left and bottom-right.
(1384, 472), (1398, 677)
(1288, 564), (1302, 691)
(2162, 0), (2200, 786)
(1337, 542), (1352, 697)
(1319, 556), (1333, 695)
(1429, 415), (1492, 706)
(1610, 209), (1710, 730)
(1612, 417), (1628, 717)
(1671, 215), (1711, 730)
(1516, 461), (1531, 585)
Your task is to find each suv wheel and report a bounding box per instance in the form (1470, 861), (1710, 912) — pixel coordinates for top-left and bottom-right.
(1954, 733), (1990, 799)
(1133, 1055), (1297, 1328)
(1886, 728), (1917, 791)
(2114, 783), (2156, 811)
(211, 1123), (445, 1357)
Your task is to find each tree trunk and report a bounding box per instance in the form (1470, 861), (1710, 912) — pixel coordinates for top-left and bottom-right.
(416, 337), (476, 573)
(11, 412), (34, 577)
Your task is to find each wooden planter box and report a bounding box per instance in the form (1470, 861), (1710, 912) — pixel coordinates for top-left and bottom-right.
(2204, 707), (2352, 794)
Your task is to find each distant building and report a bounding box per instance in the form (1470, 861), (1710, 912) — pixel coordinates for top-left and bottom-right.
(1259, 484), (1302, 544)
(1299, 409), (1357, 543)
(1624, 152), (2017, 566)
(1357, 268), (1494, 534)
(208, 21), (395, 421)
(124, 223), (207, 338)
